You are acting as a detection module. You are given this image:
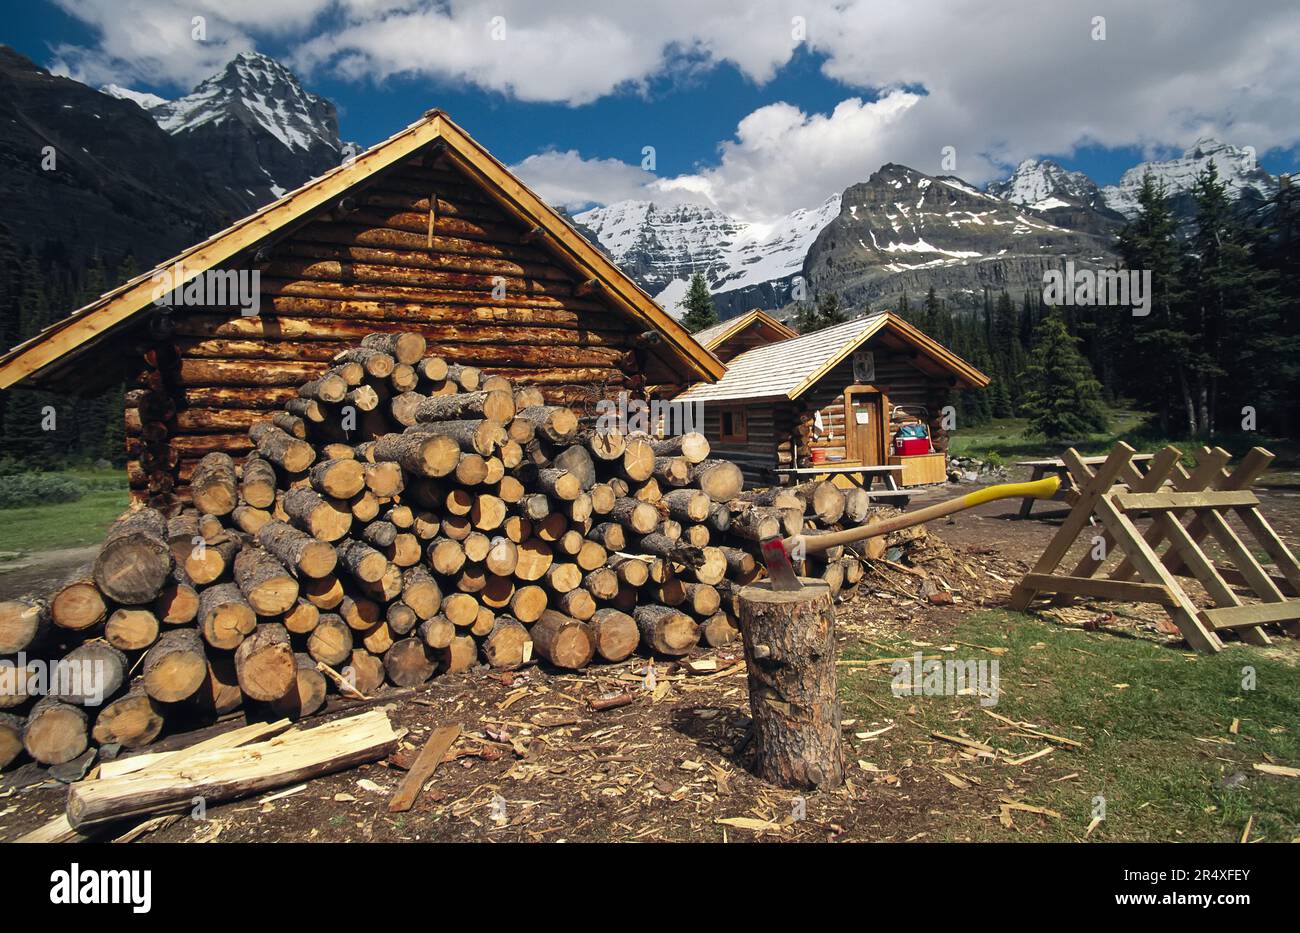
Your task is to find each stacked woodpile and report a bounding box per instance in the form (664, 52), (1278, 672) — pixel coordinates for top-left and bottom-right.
(0, 331), (892, 770)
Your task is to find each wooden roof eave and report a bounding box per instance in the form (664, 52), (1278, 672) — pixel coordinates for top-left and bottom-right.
(786, 312), (989, 400)
(0, 113), (452, 392)
(429, 115), (723, 386)
(0, 109), (724, 391)
(699, 309), (797, 352)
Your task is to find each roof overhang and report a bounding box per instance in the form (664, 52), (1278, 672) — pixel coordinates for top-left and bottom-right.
(0, 110), (723, 392)
(698, 308), (798, 352)
(788, 312), (990, 399)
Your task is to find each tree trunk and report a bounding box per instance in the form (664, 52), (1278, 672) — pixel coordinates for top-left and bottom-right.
(737, 580), (843, 790)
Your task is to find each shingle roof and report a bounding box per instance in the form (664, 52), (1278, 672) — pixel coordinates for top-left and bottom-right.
(690, 308), (798, 352)
(674, 311), (989, 403)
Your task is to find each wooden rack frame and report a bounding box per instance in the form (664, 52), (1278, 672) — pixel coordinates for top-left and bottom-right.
(1009, 442), (1300, 653)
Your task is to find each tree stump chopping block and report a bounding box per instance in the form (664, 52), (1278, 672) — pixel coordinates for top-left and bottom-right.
(737, 580), (844, 790)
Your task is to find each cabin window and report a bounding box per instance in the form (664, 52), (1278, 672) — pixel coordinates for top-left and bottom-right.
(719, 407), (748, 443)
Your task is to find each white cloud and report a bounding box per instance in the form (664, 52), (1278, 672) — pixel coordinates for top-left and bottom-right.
(47, 0), (1300, 221)
(511, 150), (659, 212)
(47, 0), (335, 88)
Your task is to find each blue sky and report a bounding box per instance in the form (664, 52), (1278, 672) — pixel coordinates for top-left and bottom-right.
(6, 1), (1298, 223)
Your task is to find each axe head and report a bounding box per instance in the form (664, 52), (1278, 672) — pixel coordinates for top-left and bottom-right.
(759, 536), (802, 591)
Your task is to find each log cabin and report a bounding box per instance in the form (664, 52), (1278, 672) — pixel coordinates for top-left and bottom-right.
(691, 308), (797, 363)
(674, 311), (989, 486)
(0, 110), (722, 504)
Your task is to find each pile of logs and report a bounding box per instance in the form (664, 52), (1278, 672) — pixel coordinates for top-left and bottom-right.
(0, 331), (895, 770)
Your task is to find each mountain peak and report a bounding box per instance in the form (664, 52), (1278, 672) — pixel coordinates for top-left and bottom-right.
(987, 158), (1101, 210)
(148, 52), (340, 160)
(1102, 137), (1277, 219)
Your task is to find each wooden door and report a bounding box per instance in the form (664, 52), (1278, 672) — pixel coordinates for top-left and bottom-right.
(844, 387), (885, 466)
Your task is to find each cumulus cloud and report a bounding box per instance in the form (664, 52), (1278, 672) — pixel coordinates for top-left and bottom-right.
(47, 0), (1300, 220)
(47, 0), (335, 88)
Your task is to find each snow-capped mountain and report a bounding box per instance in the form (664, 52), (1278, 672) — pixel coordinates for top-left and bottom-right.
(575, 195), (841, 318)
(802, 163), (1117, 308)
(986, 157), (1126, 238)
(988, 158), (1103, 211)
(1101, 137), (1278, 219)
(100, 83), (169, 110)
(136, 51), (345, 210)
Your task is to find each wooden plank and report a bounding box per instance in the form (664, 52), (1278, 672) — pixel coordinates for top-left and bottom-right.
(1061, 445), (1183, 581)
(1007, 443), (1137, 611)
(1234, 507), (1300, 593)
(1160, 513), (1270, 646)
(1093, 495), (1222, 653)
(1202, 601), (1300, 630)
(1020, 573), (1176, 605)
(1111, 448), (1232, 583)
(387, 723), (461, 813)
(67, 709), (399, 830)
(1160, 448), (1273, 577)
(1113, 490), (1259, 511)
(1199, 508), (1299, 637)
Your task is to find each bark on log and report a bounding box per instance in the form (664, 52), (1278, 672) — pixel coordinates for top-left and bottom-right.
(481, 616), (532, 669)
(414, 390), (514, 425)
(373, 432), (460, 478)
(531, 611), (595, 670)
(234, 547), (300, 615)
(514, 405), (578, 443)
(633, 604), (699, 656)
(0, 711), (22, 769)
(256, 520), (338, 578)
(51, 642), (128, 706)
(689, 459), (744, 501)
(91, 682), (164, 749)
(198, 582), (258, 649)
(191, 452), (239, 516)
(737, 580), (843, 790)
(310, 458), (366, 499)
(384, 638), (437, 686)
(358, 331), (427, 365)
(94, 509), (172, 605)
(250, 422), (316, 473)
(0, 597), (48, 654)
(588, 608), (639, 662)
(649, 432), (710, 464)
(283, 487), (353, 542)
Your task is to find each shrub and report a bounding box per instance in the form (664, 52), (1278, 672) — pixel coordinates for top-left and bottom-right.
(0, 473), (85, 509)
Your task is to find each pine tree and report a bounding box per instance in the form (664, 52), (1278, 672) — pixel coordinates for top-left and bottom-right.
(678, 272), (718, 333)
(1114, 173), (1192, 435)
(1021, 308), (1109, 440)
(1185, 161), (1283, 436)
(2, 257), (61, 468)
(815, 291), (848, 327)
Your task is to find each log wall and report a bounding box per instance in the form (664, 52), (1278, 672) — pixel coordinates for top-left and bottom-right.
(695, 335), (962, 483)
(125, 152), (654, 503)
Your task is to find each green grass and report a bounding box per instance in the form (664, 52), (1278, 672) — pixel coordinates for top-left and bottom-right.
(839, 610), (1300, 841)
(0, 466), (129, 553)
(949, 407), (1300, 472)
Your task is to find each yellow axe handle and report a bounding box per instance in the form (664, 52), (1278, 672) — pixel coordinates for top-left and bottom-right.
(787, 475), (1061, 555)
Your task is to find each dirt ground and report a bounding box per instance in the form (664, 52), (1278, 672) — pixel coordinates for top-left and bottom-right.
(1, 477), (1297, 843)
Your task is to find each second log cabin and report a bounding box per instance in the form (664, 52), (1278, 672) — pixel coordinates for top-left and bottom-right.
(0, 110), (722, 504)
(675, 311), (990, 485)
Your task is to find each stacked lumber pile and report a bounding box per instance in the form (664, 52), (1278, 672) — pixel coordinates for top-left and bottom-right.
(0, 331), (896, 770)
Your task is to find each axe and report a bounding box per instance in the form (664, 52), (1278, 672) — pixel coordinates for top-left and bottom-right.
(760, 475), (1062, 590)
